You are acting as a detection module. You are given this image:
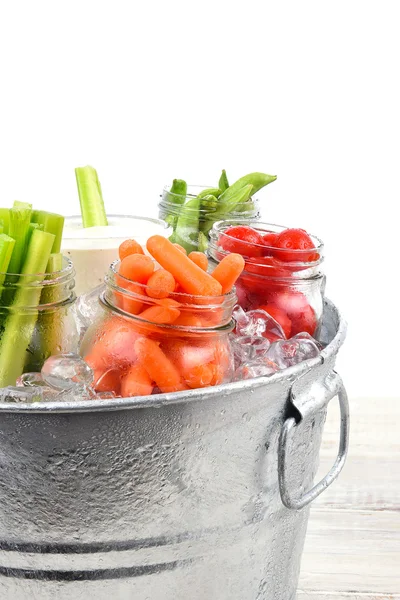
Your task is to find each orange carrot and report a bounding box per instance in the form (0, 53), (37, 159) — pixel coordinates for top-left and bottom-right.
(119, 254), (154, 283)
(183, 363), (214, 389)
(138, 305), (180, 325)
(146, 269), (176, 299)
(94, 368), (122, 394)
(134, 337), (188, 393)
(210, 364), (224, 386)
(121, 364), (153, 397)
(115, 277), (144, 315)
(173, 313), (203, 327)
(85, 316), (139, 369)
(119, 239), (144, 260)
(173, 243), (187, 255)
(188, 251), (208, 271)
(211, 253), (245, 294)
(146, 235), (222, 296)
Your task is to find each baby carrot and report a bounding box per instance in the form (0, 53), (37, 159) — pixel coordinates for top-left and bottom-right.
(147, 235), (222, 296)
(121, 364), (153, 397)
(173, 313), (203, 327)
(94, 368), (122, 395)
(119, 239), (144, 260)
(146, 269), (176, 299)
(115, 278), (144, 315)
(134, 337), (188, 393)
(188, 251), (208, 271)
(211, 253), (245, 294)
(85, 316), (139, 369)
(183, 363), (214, 389)
(138, 304), (181, 325)
(173, 243), (187, 254)
(119, 254), (154, 283)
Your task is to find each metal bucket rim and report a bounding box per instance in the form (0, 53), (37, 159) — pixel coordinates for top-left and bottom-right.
(0, 298), (346, 414)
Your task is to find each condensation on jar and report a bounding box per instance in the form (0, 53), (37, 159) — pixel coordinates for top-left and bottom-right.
(208, 221), (325, 339)
(0, 257), (77, 387)
(80, 262), (236, 398)
(158, 185), (260, 253)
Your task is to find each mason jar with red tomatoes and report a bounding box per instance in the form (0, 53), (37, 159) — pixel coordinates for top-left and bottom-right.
(208, 221), (325, 339)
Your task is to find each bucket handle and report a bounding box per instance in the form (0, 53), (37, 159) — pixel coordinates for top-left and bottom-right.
(278, 372), (349, 510)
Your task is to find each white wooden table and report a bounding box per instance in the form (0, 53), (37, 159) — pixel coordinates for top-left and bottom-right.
(298, 397), (400, 599)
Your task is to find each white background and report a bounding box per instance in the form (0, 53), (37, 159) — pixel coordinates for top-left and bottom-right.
(0, 1), (398, 398)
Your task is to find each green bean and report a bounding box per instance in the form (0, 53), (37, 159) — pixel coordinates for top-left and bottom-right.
(197, 188), (221, 199)
(218, 169), (229, 193)
(219, 172), (277, 205)
(202, 184), (254, 235)
(168, 179), (187, 205)
(173, 197), (201, 253)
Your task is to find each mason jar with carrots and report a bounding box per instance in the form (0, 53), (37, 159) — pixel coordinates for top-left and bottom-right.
(80, 235), (245, 396)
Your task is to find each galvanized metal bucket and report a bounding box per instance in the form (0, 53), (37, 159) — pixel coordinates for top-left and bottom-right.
(0, 299), (349, 600)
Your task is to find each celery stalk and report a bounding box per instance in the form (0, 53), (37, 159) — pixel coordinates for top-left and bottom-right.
(0, 209), (10, 235)
(8, 203), (32, 275)
(0, 234), (16, 287)
(75, 166), (108, 227)
(0, 229), (55, 387)
(24, 252), (65, 373)
(31, 211), (64, 253)
(0, 222), (3, 235)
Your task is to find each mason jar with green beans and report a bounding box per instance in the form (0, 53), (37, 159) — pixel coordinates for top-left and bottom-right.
(158, 171), (277, 253)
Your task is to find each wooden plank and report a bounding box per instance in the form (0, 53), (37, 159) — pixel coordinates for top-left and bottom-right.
(298, 397), (400, 597)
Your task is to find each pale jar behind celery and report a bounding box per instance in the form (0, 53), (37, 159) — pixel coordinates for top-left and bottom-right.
(158, 171), (277, 254)
(64, 166), (172, 296)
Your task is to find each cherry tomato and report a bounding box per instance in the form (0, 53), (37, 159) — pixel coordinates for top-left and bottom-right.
(245, 256), (292, 278)
(219, 226), (264, 257)
(275, 228), (319, 263)
(261, 232), (279, 254)
(258, 303), (292, 338)
(270, 291), (317, 336)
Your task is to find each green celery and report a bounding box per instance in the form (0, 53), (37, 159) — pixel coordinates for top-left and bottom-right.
(0, 234), (16, 287)
(0, 222), (3, 235)
(0, 209), (10, 234)
(24, 252), (64, 372)
(0, 229), (55, 387)
(75, 166), (108, 228)
(31, 211), (64, 253)
(8, 203), (32, 274)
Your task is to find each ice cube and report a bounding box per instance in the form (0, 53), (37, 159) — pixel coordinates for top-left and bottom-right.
(73, 284), (103, 338)
(230, 334), (270, 367)
(55, 384), (98, 402)
(41, 353), (94, 390)
(292, 332), (323, 350)
(0, 386), (44, 403)
(96, 391), (117, 400)
(232, 305), (250, 331)
(267, 338), (320, 369)
(16, 372), (46, 387)
(236, 308), (286, 340)
(234, 358), (279, 381)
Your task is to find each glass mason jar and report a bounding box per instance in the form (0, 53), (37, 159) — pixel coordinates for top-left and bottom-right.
(158, 185), (260, 253)
(80, 262), (236, 397)
(0, 257), (77, 387)
(208, 221), (325, 338)
(61, 215), (172, 297)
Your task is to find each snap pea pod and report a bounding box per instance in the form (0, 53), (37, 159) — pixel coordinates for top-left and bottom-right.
(168, 179), (187, 204)
(172, 197), (201, 253)
(218, 172), (277, 205)
(202, 184), (254, 236)
(218, 169), (229, 193)
(199, 195), (219, 233)
(197, 188), (221, 199)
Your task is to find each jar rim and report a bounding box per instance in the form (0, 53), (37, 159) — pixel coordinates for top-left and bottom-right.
(159, 185), (260, 217)
(107, 260), (237, 308)
(0, 256), (75, 286)
(63, 214), (170, 240)
(209, 220), (324, 267)
(100, 292), (236, 334)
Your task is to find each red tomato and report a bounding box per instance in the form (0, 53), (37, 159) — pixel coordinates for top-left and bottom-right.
(262, 232), (279, 250)
(275, 228), (319, 263)
(245, 256), (292, 278)
(219, 226), (264, 257)
(270, 291), (317, 336)
(258, 303), (292, 338)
